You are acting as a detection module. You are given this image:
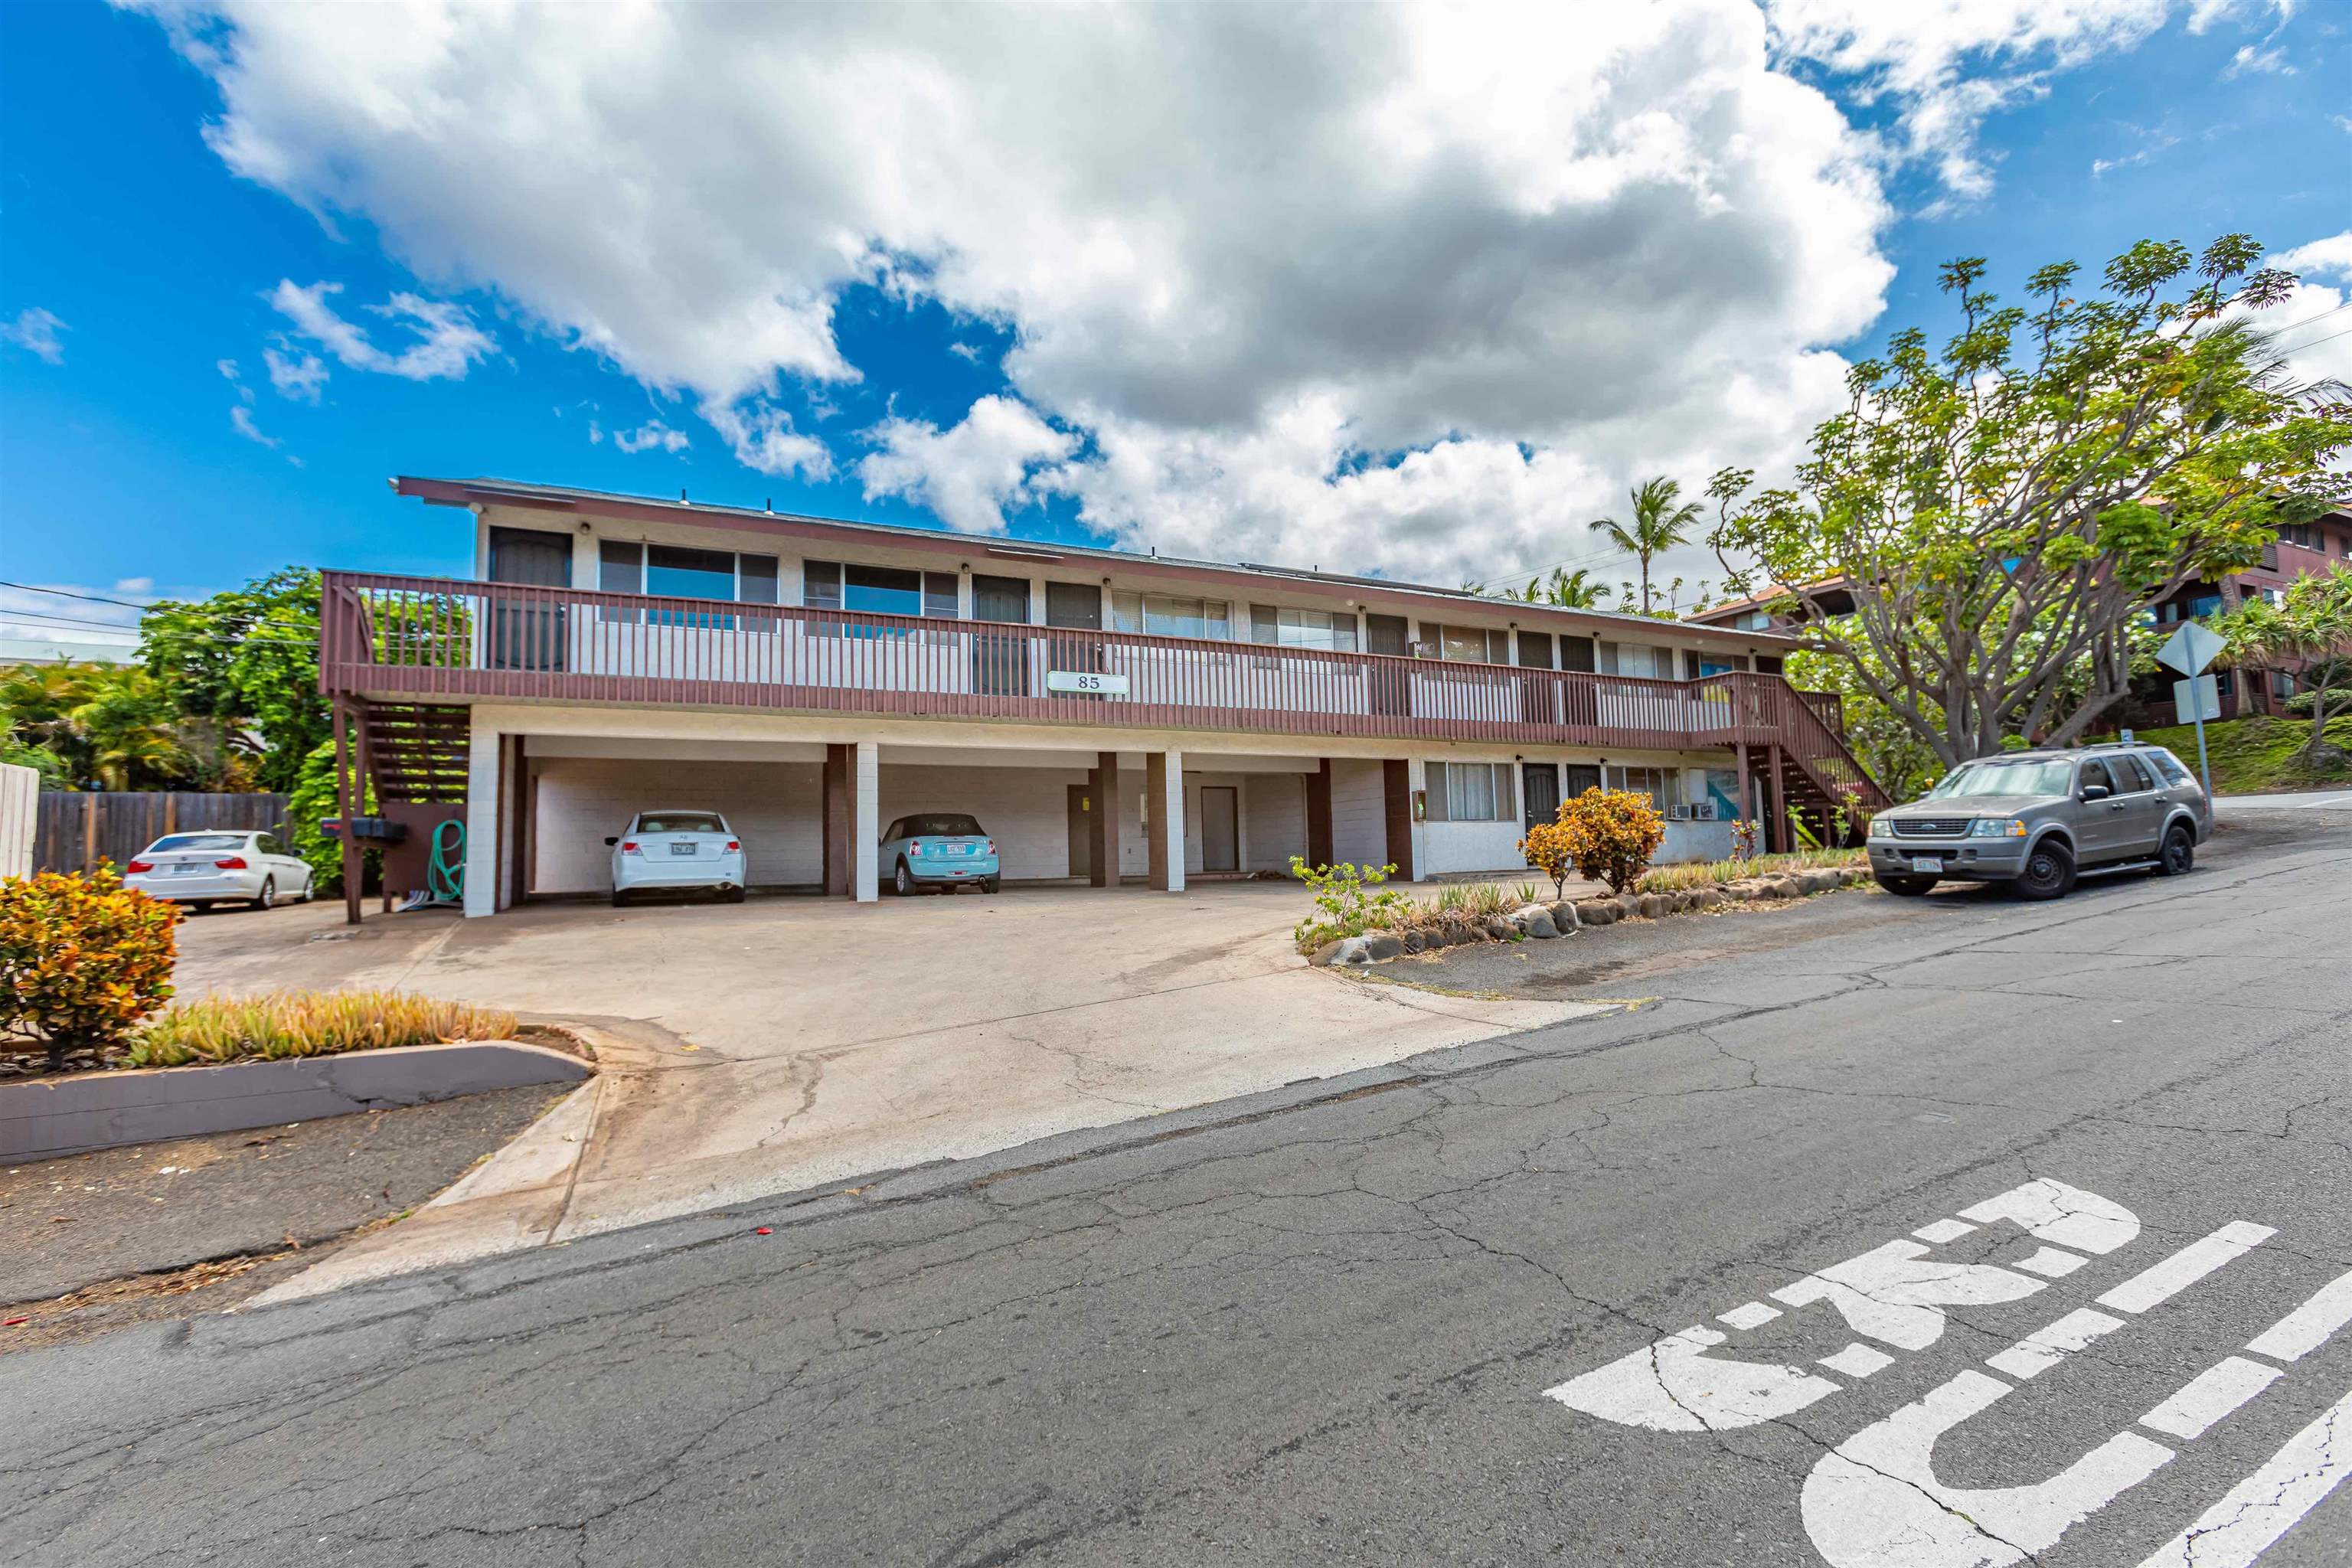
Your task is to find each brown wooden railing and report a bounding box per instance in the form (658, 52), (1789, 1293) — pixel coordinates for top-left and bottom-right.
(318, 571), (1877, 785)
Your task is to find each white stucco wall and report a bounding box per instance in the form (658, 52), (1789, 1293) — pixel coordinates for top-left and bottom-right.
(531, 756), (824, 893)
(1241, 773), (1305, 874)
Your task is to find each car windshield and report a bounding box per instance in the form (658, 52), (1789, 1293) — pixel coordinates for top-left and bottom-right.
(901, 814), (985, 838)
(635, 812), (726, 835)
(1926, 760), (2074, 799)
(149, 833), (249, 853)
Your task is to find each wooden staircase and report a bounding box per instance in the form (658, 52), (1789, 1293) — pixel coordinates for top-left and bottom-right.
(1740, 693), (1890, 848)
(356, 702), (469, 805)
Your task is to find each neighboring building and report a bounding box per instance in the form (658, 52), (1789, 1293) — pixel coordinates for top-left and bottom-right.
(1684, 505), (2352, 724)
(318, 476), (1888, 916)
(2140, 508), (2352, 720)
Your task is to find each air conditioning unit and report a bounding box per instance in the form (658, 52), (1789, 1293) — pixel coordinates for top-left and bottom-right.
(1690, 799), (1718, 822)
(1668, 804), (1692, 822)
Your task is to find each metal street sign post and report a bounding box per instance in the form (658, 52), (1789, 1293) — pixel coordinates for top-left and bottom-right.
(2157, 622), (2226, 799)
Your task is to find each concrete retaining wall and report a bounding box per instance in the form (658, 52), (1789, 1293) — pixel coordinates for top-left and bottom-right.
(1, 1042), (593, 1165)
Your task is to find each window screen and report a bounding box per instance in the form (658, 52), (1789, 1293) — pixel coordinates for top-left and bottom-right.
(1438, 626), (1506, 663)
(1609, 766), (1683, 811)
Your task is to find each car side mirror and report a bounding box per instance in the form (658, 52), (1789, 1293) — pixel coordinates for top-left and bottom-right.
(604, 836), (619, 846)
(2079, 785), (2110, 802)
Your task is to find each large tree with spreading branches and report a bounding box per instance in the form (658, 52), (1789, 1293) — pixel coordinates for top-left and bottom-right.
(1708, 235), (2350, 771)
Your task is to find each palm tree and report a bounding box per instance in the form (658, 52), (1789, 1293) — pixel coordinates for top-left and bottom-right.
(1536, 567), (1612, 609)
(1589, 477), (1704, 615)
(67, 668), (191, 791)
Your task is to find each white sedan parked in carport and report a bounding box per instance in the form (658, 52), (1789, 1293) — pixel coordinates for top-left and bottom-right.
(123, 830), (315, 910)
(606, 810), (748, 906)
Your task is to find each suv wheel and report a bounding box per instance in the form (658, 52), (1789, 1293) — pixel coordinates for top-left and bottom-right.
(2155, 823), (2195, 877)
(2013, 841), (2076, 901)
(1875, 874), (1936, 897)
(894, 861), (915, 897)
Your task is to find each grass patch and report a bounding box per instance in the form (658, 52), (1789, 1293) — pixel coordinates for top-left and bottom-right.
(1636, 848), (1866, 893)
(2092, 714), (2351, 796)
(126, 991), (519, 1069)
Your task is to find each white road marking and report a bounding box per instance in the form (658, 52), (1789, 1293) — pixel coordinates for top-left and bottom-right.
(2015, 1246), (2089, 1279)
(1959, 1178), (2141, 1255)
(2132, 1383), (2352, 1567)
(1773, 1240), (2047, 1350)
(2098, 1223), (2275, 1315)
(2245, 1266), (2352, 1364)
(2138, 1357), (2282, 1441)
(1717, 1301), (1781, 1331)
(1820, 1344), (1896, 1379)
(1540, 1325), (1840, 1432)
(1802, 1368), (2174, 1568)
(1914, 1219), (1978, 1244)
(1986, 1308), (2126, 1381)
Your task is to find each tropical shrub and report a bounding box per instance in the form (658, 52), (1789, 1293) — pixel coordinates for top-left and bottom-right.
(1554, 787), (1667, 894)
(1289, 858), (1414, 952)
(127, 989), (520, 1067)
(0, 867), (181, 1070)
(1519, 818), (1578, 900)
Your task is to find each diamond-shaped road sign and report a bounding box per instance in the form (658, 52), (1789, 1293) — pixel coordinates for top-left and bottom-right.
(2157, 621), (2223, 677)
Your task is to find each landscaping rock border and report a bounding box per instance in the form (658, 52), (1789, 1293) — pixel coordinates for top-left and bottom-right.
(0, 1041), (593, 1165)
(1309, 864), (1873, 966)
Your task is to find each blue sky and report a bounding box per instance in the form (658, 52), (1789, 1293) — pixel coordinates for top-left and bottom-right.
(2, 0), (2347, 647)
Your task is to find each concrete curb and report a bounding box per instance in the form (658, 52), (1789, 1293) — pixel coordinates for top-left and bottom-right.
(0, 1041), (593, 1166)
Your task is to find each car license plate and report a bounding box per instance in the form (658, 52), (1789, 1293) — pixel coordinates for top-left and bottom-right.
(951, 844), (973, 856)
(1912, 856), (1944, 874)
(669, 842), (697, 856)
(172, 863), (207, 875)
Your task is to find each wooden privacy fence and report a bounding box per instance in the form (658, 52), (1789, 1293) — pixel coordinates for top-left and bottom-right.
(31, 792), (291, 877)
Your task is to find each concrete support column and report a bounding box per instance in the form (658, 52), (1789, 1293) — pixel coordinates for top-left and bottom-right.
(1147, 750), (1185, 891)
(1089, 750), (1122, 887)
(333, 699), (361, 926)
(1382, 759), (1416, 883)
(462, 711), (502, 918)
(822, 743), (851, 897)
(853, 740), (879, 902)
(1305, 759), (1334, 871)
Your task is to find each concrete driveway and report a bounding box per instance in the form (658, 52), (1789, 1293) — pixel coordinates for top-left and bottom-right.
(169, 884), (1605, 1293)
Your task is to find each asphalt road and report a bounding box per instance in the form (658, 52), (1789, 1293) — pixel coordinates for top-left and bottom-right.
(5, 811), (2348, 1568)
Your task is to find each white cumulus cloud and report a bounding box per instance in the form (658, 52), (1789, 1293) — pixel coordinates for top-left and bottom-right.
(860, 396), (1079, 536)
(126, 1), (2262, 582)
(267, 279), (492, 381)
(612, 419), (691, 456)
(2, 307), (68, 364)
(264, 344), (330, 401)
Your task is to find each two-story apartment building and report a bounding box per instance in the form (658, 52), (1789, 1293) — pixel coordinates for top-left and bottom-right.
(317, 477), (1885, 919)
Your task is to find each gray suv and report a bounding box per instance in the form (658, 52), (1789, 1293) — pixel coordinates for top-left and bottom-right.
(1867, 744), (2210, 900)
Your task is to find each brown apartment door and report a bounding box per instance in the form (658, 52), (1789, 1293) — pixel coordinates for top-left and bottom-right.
(486, 527), (570, 672)
(971, 574), (1031, 697)
(1517, 630), (1557, 727)
(1522, 763), (1560, 833)
(1067, 784), (1092, 879)
(1367, 613), (1412, 718)
(1045, 582), (1105, 700)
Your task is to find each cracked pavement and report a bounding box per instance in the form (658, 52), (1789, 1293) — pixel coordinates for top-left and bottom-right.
(4, 809), (2347, 1566)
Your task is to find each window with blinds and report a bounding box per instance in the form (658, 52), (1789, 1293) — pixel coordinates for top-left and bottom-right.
(1607, 766), (1683, 812)
(1246, 605), (1357, 651)
(1113, 593), (1230, 639)
(1425, 762), (1515, 822)
(1433, 626), (1509, 663)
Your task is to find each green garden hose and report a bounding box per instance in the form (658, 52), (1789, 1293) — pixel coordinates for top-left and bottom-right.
(426, 819), (466, 905)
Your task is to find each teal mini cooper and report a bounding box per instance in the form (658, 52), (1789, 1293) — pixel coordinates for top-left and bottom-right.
(880, 813), (1001, 896)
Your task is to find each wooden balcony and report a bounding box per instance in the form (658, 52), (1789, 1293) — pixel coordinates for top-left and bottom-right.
(319, 570), (1885, 812)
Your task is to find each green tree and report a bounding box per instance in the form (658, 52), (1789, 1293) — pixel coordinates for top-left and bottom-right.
(1494, 565), (1612, 609)
(70, 668), (193, 791)
(1589, 477), (1704, 615)
(1710, 236), (2350, 770)
(2217, 567), (2352, 763)
(138, 567), (325, 792)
